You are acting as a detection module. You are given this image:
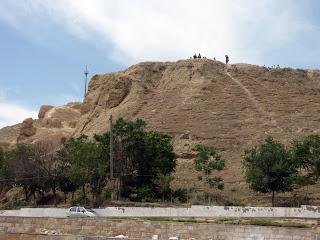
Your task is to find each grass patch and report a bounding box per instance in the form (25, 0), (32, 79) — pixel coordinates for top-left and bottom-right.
(141, 217), (207, 223)
(247, 219), (310, 228)
(214, 218), (312, 228)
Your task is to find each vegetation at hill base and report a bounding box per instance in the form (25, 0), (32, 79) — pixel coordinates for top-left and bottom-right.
(243, 135), (320, 206)
(0, 118), (177, 207)
(194, 144), (225, 203)
(1, 117), (320, 208)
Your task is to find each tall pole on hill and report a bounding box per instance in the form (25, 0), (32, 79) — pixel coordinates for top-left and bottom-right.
(109, 114), (114, 200)
(84, 65), (89, 98)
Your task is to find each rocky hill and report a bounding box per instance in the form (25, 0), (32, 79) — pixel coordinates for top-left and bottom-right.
(2, 59), (320, 204)
(0, 102), (81, 150)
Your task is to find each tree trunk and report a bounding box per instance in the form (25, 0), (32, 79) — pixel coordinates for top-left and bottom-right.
(272, 190), (275, 207)
(117, 178), (121, 201)
(64, 192), (67, 203)
(23, 187), (28, 201)
(33, 191), (36, 206)
(52, 184), (57, 207)
(82, 184), (86, 205)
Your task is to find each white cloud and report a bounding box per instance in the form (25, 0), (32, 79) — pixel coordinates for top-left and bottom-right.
(0, 100), (37, 129)
(0, 0), (315, 65)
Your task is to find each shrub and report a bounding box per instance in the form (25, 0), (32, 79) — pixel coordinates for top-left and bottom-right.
(172, 188), (188, 203)
(223, 199), (245, 207)
(72, 192), (88, 205)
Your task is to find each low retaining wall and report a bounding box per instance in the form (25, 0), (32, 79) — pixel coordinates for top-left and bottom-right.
(0, 217), (318, 240)
(1, 205), (320, 218)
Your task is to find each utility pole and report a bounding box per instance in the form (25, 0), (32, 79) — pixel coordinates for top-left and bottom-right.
(109, 114), (114, 200)
(84, 65), (89, 98)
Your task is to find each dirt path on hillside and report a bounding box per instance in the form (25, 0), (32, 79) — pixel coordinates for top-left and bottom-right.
(224, 67), (266, 116)
(225, 66), (283, 132)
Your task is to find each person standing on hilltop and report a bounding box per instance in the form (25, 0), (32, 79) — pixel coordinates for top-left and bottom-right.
(225, 55), (229, 64)
(198, 53), (201, 58)
(193, 53), (197, 59)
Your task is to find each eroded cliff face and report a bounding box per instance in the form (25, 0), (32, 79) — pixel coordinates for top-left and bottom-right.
(0, 102), (82, 149)
(2, 59), (320, 197)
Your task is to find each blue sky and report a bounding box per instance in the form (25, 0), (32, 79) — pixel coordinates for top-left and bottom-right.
(0, 0), (320, 128)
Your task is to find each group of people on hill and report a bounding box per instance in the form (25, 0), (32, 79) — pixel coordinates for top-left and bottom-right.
(189, 53), (286, 68)
(192, 53), (206, 59)
(190, 53), (229, 64)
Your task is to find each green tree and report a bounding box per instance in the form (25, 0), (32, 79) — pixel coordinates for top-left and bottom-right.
(194, 144), (225, 203)
(154, 174), (174, 202)
(32, 140), (60, 205)
(0, 148), (19, 201)
(0, 147), (12, 192)
(57, 166), (78, 203)
(291, 134), (320, 183)
(95, 118), (176, 201)
(243, 136), (297, 207)
(7, 143), (42, 202)
(0, 147), (4, 165)
(57, 136), (105, 203)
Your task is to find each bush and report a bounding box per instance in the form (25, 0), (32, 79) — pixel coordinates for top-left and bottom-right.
(2, 199), (27, 210)
(136, 186), (155, 202)
(172, 188), (188, 203)
(93, 188), (111, 207)
(72, 192), (88, 205)
(189, 192), (204, 205)
(223, 199), (245, 207)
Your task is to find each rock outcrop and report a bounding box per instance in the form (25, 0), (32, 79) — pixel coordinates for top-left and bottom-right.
(18, 118), (36, 140)
(38, 105), (54, 119)
(0, 102), (82, 147)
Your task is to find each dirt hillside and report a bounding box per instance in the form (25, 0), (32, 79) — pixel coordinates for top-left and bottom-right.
(2, 59), (320, 205)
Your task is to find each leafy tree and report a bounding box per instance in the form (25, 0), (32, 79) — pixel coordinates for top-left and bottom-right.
(0, 147), (10, 188)
(0, 147), (4, 165)
(57, 136), (105, 203)
(291, 134), (320, 183)
(7, 143), (42, 202)
(32, 140), (60, 205)
(243, 136), (297, 206)
(89, 167), (107, 201)
(154, 174), (174, 202)
(57, 166), (78, 203)
(194, 144), (225, 200)
(95, 118), (176, 201)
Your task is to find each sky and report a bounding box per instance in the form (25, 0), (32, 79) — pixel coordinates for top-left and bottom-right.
(0, 0), (320, 128)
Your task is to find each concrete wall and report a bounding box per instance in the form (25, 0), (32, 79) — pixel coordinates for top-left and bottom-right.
(0, 216), (318, 240)
(1, 205), (320, 218)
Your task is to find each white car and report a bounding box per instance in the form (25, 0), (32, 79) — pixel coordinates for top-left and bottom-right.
(66, 206), (96, 217)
